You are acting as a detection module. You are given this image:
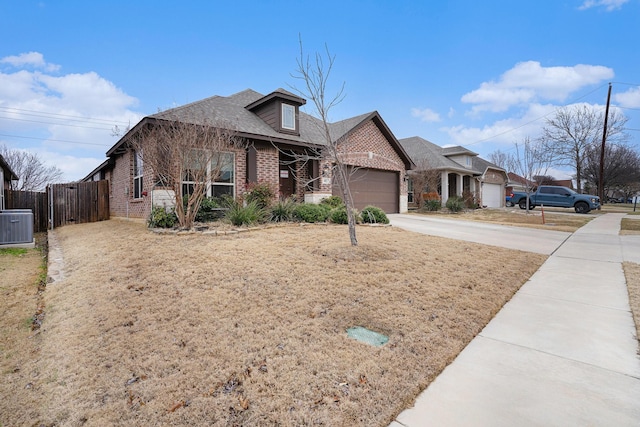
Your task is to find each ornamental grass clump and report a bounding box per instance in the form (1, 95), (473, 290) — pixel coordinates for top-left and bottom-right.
(270, 198), (298, 222)
(224, 200), (267, 226)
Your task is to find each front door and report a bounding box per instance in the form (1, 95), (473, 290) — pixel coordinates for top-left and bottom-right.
(279, 153), (296, 199)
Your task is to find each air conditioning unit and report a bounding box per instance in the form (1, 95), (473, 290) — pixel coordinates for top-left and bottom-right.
(0, 210), (34, 245)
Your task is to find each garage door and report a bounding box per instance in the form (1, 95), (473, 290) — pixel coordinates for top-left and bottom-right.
(334, 167), (399, 213)
(482, 183), (503, 208)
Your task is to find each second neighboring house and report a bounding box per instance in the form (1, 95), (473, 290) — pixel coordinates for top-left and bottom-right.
(399, 136), (508, 208)
(92, 88), (414, 219)
(0, 153), (18, 210)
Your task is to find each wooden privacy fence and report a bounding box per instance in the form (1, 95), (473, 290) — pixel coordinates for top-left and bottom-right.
(49, 181), (110, 228)
(4, 189), (48, 232)
(5, 180), (110, 232)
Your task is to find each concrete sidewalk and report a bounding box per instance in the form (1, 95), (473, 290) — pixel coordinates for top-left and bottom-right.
(390, 213), (640, 426)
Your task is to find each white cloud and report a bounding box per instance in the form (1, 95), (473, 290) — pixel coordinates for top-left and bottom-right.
(441, 103), (560, 146)
(461, 61), (613, 113)
(1, 51), (60, 72)
(579, 0), (629, 11)
(0, 52), (142, 182)
(411, 107), (441, 122)
(614, 86), (640, 108)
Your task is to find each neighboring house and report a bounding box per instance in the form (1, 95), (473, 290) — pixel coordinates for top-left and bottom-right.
(505, 173), (571, 195)
(0, 153), (18, 210)
(399, 136), (508, 208)
(506, 172), (534, 195)
(82, 159), (113, 183)
(92, 88), (414, 219)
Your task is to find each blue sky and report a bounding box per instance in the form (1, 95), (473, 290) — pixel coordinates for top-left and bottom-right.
(1, 0), (639, 182)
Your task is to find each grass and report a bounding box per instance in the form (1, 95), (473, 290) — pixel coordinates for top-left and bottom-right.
(601, 203), (640, 215)
(0, 237), (47, 425)
(0, 247), (28, 256)
(621, 218), (640, 234)
(623, 262), (640, 347)
(8, 219), (545, 426)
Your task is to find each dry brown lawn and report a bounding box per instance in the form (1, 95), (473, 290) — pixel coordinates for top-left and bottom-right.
(623, 262), (640, 347)
(0, 240), (47, 425)
(621, 218), (640, 235)
(4, 220), (547, 426)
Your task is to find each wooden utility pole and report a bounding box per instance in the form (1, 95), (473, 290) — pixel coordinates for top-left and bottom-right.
(598, 83), (612, 203)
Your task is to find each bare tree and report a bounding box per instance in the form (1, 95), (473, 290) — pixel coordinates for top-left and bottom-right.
(510, 137), (553, 212)
(290, 40), (359, 246)
(129, 117), (243, 229)
(541, 105), (628, 193)
(409, 158), (441, 209)
(0, 144), (64, 191)
(583, 142), (640, 199)
(488, 149), (510, 170)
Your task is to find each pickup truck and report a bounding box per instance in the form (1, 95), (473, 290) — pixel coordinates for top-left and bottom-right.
(510, 186), (601, 214)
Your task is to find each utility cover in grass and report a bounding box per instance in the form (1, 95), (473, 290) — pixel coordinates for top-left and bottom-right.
(347, 326), (389, 347)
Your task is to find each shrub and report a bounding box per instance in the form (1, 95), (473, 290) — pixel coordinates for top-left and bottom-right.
(320, 195), (344, 208)
(195, 197), (225, 222)
(294, 203), (330, 223)
(361, 205), (389, 224)
(270, 198), (298, 222)
(423, 199), (441, 211)
(245, 182), (276, 209)
(445, 196), (465, 213)
(328, 206), (361, 224)
(224, 200), (267, 226)
(148, 206), (177, 228)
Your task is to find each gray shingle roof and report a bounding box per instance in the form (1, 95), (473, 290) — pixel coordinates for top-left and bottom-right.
(148, 89), (369, 147)
(106, 89), (414, 168)
(399, 136), (503, 176)
(399, 136), (473, 173)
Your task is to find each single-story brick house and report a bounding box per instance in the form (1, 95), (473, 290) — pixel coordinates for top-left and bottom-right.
(92, 88), (414, 219)
(399, 136), (508, 208)
(1, 153), (18, 210)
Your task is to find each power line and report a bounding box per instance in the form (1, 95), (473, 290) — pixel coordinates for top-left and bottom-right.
(0, 132), (111, 147)
(0, 115), (114, 131)
(0, 106), (133, 126)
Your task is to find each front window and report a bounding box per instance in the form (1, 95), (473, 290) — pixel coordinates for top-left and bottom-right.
(282, 103), (295, 130)
(211, 152), (235, 197)
(181, 150), (235, 199)
(133, 150), (143, 199)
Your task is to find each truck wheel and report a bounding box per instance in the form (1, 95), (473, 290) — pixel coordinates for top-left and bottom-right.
(574, 201), (590, 214)
(519, 200), (534, 210)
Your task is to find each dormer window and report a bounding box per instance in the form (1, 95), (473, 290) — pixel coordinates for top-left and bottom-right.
(282, 103), (295, 130)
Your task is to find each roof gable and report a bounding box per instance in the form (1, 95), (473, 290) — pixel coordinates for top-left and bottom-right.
(0, 153), (18, 181)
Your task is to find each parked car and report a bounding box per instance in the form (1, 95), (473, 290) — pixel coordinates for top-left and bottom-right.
(510, 186), (600, 214)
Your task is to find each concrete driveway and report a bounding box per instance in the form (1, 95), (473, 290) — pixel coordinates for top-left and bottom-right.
(388, 214), (571, 255)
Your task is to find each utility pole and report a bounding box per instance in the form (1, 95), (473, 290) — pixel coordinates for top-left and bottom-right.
(598, 83), (612, 203)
